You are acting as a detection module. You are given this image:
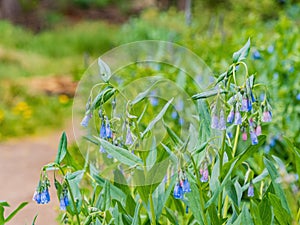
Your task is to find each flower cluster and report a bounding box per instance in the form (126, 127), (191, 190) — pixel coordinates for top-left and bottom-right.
(59, 184), (70, 211)
(33, 174), (51, 205)
(212, 75), (272, 145)
(173, 170), (191, 200)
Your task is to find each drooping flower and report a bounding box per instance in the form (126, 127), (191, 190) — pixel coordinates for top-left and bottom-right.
(33, 191), (41, 204)
(248, 183), (254, 197)
(105, 118), (113, 139)
(200, 168), (209, 183)
(107, 154), (113, 159)
(252, 50), (262, 60)
(262, 111), (272, 122)
(173, 183), (183, 199)
(99, 145), (106, 153)
(255, 125), (262, 136)
(171, 110), (178, 119)
(59, 195), (69, 210)
(100, 121), (106, 138)
(182, 179), (191, 193)
(227, 110), (234, 123)
(250, 130), (258, 145)
(234, 111), (242, 125)
(218, 110), (226, 130)
(241, 97), (248, 112)
(242, 132), (248, 141)
(40, 188), (50, 204)
(211, 100), (226, 130)
(125, 127), (133, 145)
(80, 113), (92, 127)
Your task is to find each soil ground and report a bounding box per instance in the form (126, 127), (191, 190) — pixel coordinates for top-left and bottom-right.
(0, 125), (74, 225)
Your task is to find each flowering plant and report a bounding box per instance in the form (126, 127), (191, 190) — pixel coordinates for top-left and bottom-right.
(33, 40), (299, 225)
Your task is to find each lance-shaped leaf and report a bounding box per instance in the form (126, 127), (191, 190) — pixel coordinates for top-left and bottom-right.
(98, 58), (111, 82)
(97, 138), (143, 167)
(233, 38), (251, 63)
(141, 98), (174, 138)
(130, 80), (162, 105)
(55, 132), (67, 164)
(89, 85), (116, 112)
(192, 89), (226, 100)
(4, 202), (28, 223)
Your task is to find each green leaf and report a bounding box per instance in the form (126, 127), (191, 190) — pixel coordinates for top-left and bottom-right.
(141, 98), (174, 138)
(5, 202), (28, 223)
(225, 180), (238, 207)
(0, 202), (9, 207)
(250, 201), (262, 225)
(192, 89), (226, 100)
(132, 202), (141, 225)
(98, 138), (143, 167)
(98, 58), (111, 82)
(146, 138), (157, 170)
(264, 157), (291, 214)
(0, 206), (4, 225)
(130, 80), (162, 105)
(164, 207), (179, 225)
(186, 182), (205, 225)
(207, 204), (220, 225)
(258, 197), (272, 225)
(161, 143), (178, 165)
(112, 203), (124, 225)
(90, 85), (116, 111)
(233, 38), (251, 63)
(66, 170), (84, 214)
(268, 193), (291, 225)
(162, 120), (183, 146)
(197, 99), (211, 143)
(241, 204), (254, 225)
(55, 132), (67, 164)
(102, 181), (111, 210)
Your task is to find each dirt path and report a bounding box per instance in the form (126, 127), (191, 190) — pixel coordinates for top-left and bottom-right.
(0, 127), (75, 225)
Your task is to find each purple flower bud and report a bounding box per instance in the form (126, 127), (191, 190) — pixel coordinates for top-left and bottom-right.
(211, 115), (219, 129)
(125, 127), (133, 145)
(218, 110), (226, 130)
(173, 183), (184, 199)
(200, 168), (209, 182)
(250, 130), (258, 145)
(182, 179), (191, 193)
(242, 132), (247, 141)
(80, 113), (92, 127)
(100, 121), (106, 138)
(241, 98), (248, 112)
(234, 111), (242, 125)
(262, 111), (272, 122)
(255, 125), (262, 136)
(227, 110), (234, 123)
(248, 183), (254, 197)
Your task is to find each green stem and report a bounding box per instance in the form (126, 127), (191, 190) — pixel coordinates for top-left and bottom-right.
(223, 195), (229, 220)
(232, 125), (240, 157)
(57, 165), (81, 225)
(218, 131), (226, 219)
(190, 156), (208, 225)
(149, 194), (156, 225)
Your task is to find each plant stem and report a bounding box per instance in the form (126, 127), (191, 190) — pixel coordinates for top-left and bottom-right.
(57, 165), (81, 225)
(218, 131), (226, 219)
(190, 156), (208, 225)
(223, 195), (229, 220)
(232, 125), (240, 157)
(149, 194), (156, 225)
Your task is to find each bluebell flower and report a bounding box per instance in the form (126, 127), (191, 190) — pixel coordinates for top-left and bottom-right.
(227, 110), (234, 123)
(99, 145), (106, 153)
(100, 121), (106, 138)
(211, 114), (219, 129)
(234, 111), (242, 125)
(60, 195), (69, 210)
(33, 191), (41, 204)
(241, 98), (248, 112)
(176, 99), (184, 112)
(218, 110), (226, 130)
(250, 91), (256, 103)
(227, 131), (233, 139)
(125, 127), (133, 145)
(40, 188), (50, 204)
(80, 113), (92, 127)
(173, 183), (183, 199)
(200, 168), (209, 182)
(267, 45), (274, 54)
(182, 179), (191, 193)
(171, 110), (178, 119)
(242, 132), (247, 141)
(297, 93), (300, 101)
(252, 50), (262, 60)
(107, 154), (113, 159)
(262, 111), (272, 122)
(105, 119), (113, 139)
(250, 130), (258, 145)
(255, 125), (262, 136)
(178, 117), (184, 126)
(247, 183), (254, 197)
